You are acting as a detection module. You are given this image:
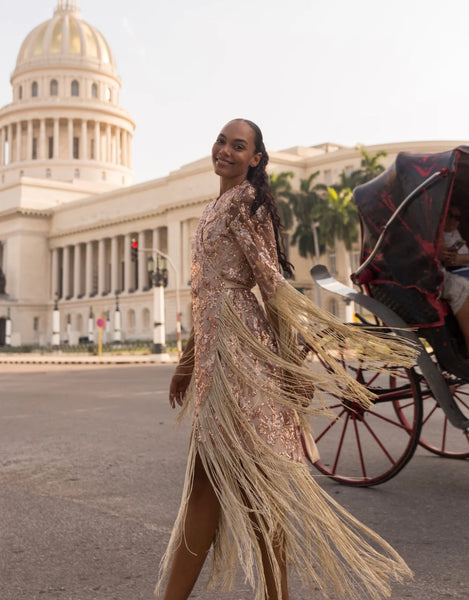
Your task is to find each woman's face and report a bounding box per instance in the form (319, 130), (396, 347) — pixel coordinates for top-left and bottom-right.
(212, 120), (262, 189)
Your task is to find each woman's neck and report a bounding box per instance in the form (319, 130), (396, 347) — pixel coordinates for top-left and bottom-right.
(219, 177), (247, 196)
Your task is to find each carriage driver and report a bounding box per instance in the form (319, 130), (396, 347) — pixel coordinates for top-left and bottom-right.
(439, 204), (469, 357)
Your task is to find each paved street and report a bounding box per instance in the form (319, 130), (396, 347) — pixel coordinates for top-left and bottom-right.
(0, 363), (467, 600)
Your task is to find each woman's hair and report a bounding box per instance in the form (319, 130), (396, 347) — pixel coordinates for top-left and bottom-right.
(238, 119), (294, 278)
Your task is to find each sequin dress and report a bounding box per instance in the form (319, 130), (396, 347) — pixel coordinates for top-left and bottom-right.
(155, 180), (415, 600)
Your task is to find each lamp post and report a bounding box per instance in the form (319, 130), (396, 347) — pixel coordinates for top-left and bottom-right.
(105, 310), (111, 344)
(113, 292), (121, 343)
(312, 221), (322, 308)
(147, 253), (169, 357)
(66, 314), (72, 345)
(52, 293), (60, 349)
(88, 306), (94, 343)
(5, 307), (11, 347)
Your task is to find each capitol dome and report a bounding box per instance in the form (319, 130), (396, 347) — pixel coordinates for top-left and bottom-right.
(14, 1), (117, 77)
(0, 1), (135, 190)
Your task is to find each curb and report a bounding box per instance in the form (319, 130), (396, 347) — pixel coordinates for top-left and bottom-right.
(0, 354), (179, 366)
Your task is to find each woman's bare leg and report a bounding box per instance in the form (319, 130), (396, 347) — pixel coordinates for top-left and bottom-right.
(162, 454), (221, 600)
(257, 533), (289, 600)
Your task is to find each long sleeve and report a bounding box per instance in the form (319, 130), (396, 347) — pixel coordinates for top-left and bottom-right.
(228, 198), (284, 301)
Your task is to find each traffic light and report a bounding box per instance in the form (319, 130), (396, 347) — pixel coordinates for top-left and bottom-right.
(131, 238), (138, 262)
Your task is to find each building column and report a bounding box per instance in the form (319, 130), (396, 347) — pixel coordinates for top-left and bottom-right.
(111, 235), (119, 293)
(124, 233), (131, 292)
(81, 119), (87, 160)
(106, 123), (111, 163)
(94, 121), (100, 161)
(121, 129), (127, 166)
(127, 131), (133, 169)
(85, 241), (93, 296)
(98, 238), (106, 295)
(15, 122), (20, 163)
(39, 119), (46, 160)
(63, 245), (70, 299)
(51, 248), (59, 298)
(0, 127), (4, 166)
(112, 128), (117, 164)
(68, 118), (74, 159)
(53, 118), (59, 159)
(73, 243), (81, 298)
(27, 120), (33, 160)
(167, 221), (181, 290)
(138, 230), (146, 291)
(181, 220), (191, 288)
(152, 228), (160, 254)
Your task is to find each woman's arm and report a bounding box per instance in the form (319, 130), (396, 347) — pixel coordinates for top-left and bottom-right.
(169, 328), (194, 408)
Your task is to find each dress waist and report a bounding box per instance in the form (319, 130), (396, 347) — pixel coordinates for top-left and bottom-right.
(222, 279), (252, 291)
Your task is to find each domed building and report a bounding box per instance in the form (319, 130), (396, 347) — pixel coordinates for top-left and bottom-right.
(0, 2), (465, 350)
(1, 0), (134, 188)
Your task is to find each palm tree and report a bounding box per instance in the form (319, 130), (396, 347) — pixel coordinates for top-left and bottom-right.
(270, 171), (294, 230)
(353, 147), (387, 185)
(287, 172), (325, 260)
(320, 187), (358, 252)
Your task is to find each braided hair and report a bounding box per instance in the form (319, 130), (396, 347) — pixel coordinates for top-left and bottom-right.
(238, 119), (294, 278)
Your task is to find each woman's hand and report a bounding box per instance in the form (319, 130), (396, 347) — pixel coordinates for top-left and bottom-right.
(169, 368), (192, 408)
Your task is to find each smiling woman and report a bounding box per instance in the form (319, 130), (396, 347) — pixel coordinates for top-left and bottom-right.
(154, 119), (417, 600)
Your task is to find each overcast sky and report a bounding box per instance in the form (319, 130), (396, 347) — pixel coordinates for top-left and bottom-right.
(1, 0), (468, 183)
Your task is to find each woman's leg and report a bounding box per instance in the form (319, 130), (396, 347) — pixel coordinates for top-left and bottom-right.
(256, 532), (289, 600)
(162, 454), (221, 600)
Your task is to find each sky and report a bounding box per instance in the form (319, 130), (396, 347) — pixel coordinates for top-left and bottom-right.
(1, 0), (469, 183)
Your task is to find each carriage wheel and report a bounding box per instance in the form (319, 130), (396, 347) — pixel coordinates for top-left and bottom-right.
(395, 372), (469, 458)
(309, 360), (423, 486)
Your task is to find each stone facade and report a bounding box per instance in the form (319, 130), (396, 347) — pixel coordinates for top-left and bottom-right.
(0, 2), (466, 347)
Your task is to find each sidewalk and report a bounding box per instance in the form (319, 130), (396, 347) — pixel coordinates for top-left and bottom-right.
(0, 352), (179, 365)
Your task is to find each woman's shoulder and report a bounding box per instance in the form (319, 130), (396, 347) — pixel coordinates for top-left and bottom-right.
(230, 180), (256, 204)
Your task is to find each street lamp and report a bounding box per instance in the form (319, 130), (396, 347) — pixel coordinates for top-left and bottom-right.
(52, 292), (60, 349)
(113, 292), (121, 343)
(88, 306), (94, 343)
(5, 307), (11, 347)
(147, 254), (169, 356)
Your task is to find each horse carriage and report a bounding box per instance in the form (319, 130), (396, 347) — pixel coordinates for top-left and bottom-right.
(309, 145), (469, 486)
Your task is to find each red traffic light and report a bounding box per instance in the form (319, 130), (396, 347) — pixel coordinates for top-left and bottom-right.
(131, 238), (138, 262)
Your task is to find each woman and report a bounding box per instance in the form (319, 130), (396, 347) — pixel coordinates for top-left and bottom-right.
(155, 119), (415, 600)
(439, 204), (469, 355)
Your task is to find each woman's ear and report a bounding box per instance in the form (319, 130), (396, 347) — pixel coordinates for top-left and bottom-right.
(250, 152), (262, 168)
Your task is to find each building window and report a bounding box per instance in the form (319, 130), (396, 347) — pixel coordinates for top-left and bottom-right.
(48, 137), (53, 159)
(102, 171), (106, 181)
(73, 137), (79, 159)
(32, 138), (37, 160)
(31, 81), (38, 97)
(71, 80), (79, 96)
(105, 87), (111, 102)
(50, 79), (58, 96)
(324, 169), (332, 186)
(33, 317), (39, 331)
(90, 139), (95, 159)
(46, 168), (51, 178)
(19, 85), (23, 100)
(91, 82), (98, 98)
(74, 168), (80, 179)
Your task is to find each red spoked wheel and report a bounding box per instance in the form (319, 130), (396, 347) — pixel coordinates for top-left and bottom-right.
(309, 359), (423, 486)
(395, 371), (469, 458)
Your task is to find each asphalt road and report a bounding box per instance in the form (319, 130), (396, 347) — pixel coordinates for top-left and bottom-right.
(0, 364), (467, 600)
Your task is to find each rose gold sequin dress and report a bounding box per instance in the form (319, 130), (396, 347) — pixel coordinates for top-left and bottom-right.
(155, 180), (415, 600)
